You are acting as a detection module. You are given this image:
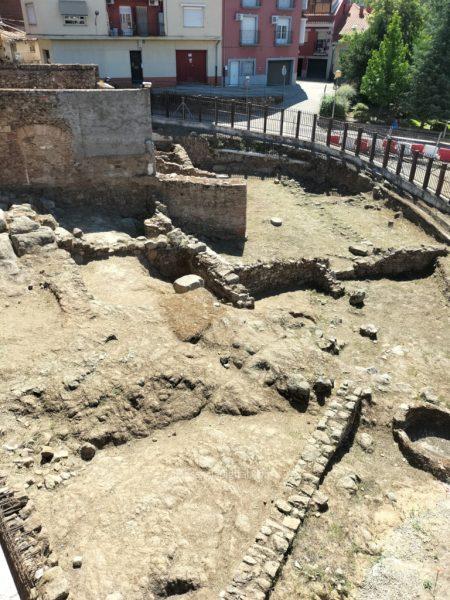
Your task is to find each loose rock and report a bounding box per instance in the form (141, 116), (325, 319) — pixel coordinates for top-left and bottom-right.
(79, 443), (96, 461)
(173, 274), (204, 294)
(360, 324), (378, 340)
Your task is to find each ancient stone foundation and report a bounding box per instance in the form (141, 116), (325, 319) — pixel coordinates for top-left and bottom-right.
(221, 383), (363, 599)
(0, 88), (154, 191)
(393, 404), (450, 483)
(235, 259), (345, 299)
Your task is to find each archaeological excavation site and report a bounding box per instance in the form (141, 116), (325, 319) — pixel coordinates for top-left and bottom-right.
(0, 66), (449, 600)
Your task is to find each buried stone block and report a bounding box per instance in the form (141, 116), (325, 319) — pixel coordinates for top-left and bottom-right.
(173, 274), (204, 294)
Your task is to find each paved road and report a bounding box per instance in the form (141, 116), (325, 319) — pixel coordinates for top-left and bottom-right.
(280, 80), (333, 113)
(157, 81), (332, 114)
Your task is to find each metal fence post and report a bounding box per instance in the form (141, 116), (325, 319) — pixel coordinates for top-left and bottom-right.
(423, 157), (434, 190)
(181, 96), (186, 121)
(295, 111), (301, 139)
(198, 101), (202, 123)
(263, 106), (268, 134)
(396, 144), (405, 176)
(247, 103), (252, 130)
(369, 133), (377, 163)
(341, 123), (348, 153)
(409, 151), (419, 182)
(436, 163), (447, 197)
(382, 138), (392, 169)
(279, 109), (285, 137)
(165, 93), (170, 118)
(311, 114), (317, 143)
(355, 128), (363, 156)
(214, 97), (218, 125)
(326, 118), (333, 146)
(230, 102), (235, 129)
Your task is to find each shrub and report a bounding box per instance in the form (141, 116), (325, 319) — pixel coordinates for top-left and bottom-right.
(320, 94), (349, 119)
(353, 102), (370, 122)
(336, 84), (357, 104)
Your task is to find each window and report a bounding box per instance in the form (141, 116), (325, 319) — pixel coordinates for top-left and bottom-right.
(63, 15), (86, 25)
(241, 0), (260, 7)
(29, 43), (36, 52)
(240, 60), (255, 76)
(25, 3), (37, 26)
(119, 6), (133, 34)
(183, 6), (204, 28)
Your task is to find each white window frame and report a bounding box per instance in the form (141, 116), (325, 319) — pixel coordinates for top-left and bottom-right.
(239, 59), (255, 77)
(119, 5), (133, 32)
(63, 15), (87, 26)
(183, 6), (205, 28)
(25, 3), (37, 26)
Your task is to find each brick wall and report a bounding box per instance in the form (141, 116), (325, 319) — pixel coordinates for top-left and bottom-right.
(0, 64), (98, 89)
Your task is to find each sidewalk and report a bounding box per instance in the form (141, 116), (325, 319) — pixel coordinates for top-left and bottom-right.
(153, 80), (332, 113)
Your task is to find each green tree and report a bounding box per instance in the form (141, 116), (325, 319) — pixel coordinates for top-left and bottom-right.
(360, 12), (410, 110)
(408, 0), (450, 122)
(339, 0), (423, 87)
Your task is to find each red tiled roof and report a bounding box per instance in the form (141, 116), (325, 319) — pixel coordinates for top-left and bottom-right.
(339, 3), (370, 37)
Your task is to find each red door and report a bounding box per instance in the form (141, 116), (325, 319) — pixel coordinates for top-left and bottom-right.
(176, 50), (207, 84)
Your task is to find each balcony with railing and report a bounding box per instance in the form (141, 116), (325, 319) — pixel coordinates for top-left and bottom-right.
(305, 1), (332, 14)
(240, 29), (260, 45)
(277, 0), (296, 8)
(314, 39), (330, 55)
(109, 21), (166, 37)
(241, 0), (261, 7)
(274, 28), (293, 45)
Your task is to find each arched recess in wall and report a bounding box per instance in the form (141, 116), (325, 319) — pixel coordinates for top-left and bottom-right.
(16, 124), (73, 184)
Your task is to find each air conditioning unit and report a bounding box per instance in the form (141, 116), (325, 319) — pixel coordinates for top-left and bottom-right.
(271, 16), (279, 24)
(235, 13), (243, 21)
(149, 0), (159, 6)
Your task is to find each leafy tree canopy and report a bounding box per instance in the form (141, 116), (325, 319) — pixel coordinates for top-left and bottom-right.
(408, 0), (450, 121)
(360, 12), (410, 111)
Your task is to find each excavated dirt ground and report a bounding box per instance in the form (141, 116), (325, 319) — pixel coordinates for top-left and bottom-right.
(0, 176), (449, 600)
(213, 177), (432, 272)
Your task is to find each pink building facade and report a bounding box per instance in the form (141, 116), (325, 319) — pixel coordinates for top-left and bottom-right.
(298, 0), (351, 80)
(222, 0), (304, 87)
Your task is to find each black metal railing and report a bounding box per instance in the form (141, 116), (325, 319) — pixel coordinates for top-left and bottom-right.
(150, 92), (450, 202)
(305, 1), (332, 14)
(274, 29), (293, 45)
(240, 30), (260, 45)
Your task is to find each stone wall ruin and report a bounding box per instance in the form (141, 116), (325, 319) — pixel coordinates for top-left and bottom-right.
(0, 63), (98, 89)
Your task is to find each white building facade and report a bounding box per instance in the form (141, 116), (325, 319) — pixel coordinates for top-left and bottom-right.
(21, 0), (222, 86)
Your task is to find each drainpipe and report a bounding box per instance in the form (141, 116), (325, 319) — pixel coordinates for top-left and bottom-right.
(214, 39), (220, 87)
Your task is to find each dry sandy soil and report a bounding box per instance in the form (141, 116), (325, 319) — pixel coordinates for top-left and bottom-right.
(0, 176), (449, 600)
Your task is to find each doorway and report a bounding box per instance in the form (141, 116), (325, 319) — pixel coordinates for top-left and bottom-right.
(176, 50), (207, 84)
(267, 59), (293, 86)
(129, 50), (143, 85)
(229, 60), (239, 86)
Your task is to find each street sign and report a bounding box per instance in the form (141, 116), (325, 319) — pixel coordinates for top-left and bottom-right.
(281, 65), (287, 77)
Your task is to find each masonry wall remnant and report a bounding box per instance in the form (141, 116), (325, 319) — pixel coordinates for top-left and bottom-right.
(0, 63), (98, 89)
(0, 87), (156, 215)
